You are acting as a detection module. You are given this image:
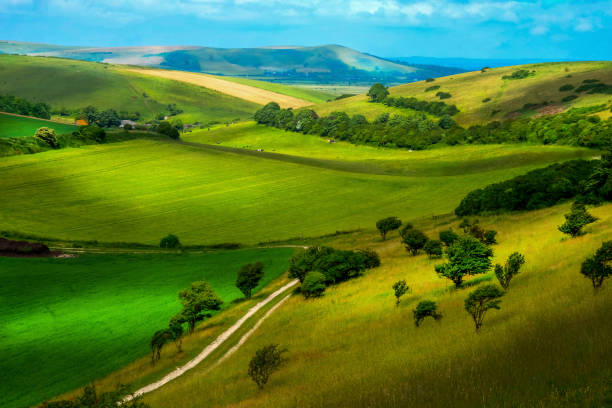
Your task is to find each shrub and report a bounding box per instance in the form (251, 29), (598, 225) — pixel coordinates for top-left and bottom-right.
(559, 84), (574, 92)
(160, 234), (181, 248)
(580, 241), (611, 289)
(376, 216), (402, 240)
(41, 384), (149, 407)
(288, 246), (335, 283)
(248, 344), (287, 389)
(482, 97), (491, 103)
(359, 248), (381, 268)
(436, 91), (452, 100)
(156, 121), (180, 139)
(423, 239), (443, 258)
(494, 252), (526, 289)
(301, 271), (326, 298)
(314, 249), (367, 284)
(502, 69), (532, 80)
(236, 262), (265, 299)
(401, 228), (428, 256)
(558, 203), (598, 237)
(464, 284), (504, 331)
(562, 94), (578, 102)
(392, 280), (410, 306)
(425, 85), (440, 92)
(413, 300), (442, 326)
(435, 235), (493, 288)
(426, 78), (435, 82)
(34, 127), (58, 148)
(484, 230), (498, 245)
(439, 229), (459, 246)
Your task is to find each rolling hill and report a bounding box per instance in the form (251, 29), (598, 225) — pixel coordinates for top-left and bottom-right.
(313, 61), (612, 126)
(0, 41), (464, 84)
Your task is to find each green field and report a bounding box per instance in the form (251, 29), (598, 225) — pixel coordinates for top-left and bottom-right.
(0, 113), (77, 138)
(140, 203), (612, 407)
(0, 135), (595, 245)
(313, 61), (612, 125)
(215, 76), (335, 104)
(0, 55), (260, 124)
(0, 247), (293, 408)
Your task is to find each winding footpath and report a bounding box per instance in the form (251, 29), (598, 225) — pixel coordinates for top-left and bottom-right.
(124, 279), (298, 401)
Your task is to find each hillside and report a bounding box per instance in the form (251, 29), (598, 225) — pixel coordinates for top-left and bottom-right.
(0, 41), (464, 84)
(313, 61), (612, 126)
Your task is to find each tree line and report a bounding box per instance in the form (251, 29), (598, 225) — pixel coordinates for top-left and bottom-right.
(0, 94), (51, 119)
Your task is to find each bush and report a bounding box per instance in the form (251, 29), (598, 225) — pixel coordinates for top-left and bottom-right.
(248, 344), (287, 389)
(41, 384), (149, 407)
(425, 85), (440, 92)
(314, 249), (367, 284)
(401, 228), (428, 256)
(435, 235), (493, 288)
(376, 216), (402, 240)
(301, 272), (326, 298)
(423, 240), (443, 258)
(580, 241), (611, 289)
(359, 248), (381, 268)
(436, 91), (452, 100)
(413, 300), (442, 326)
(562, 94), (578, 102)
(439, 229), (459, 246)
(558, 203), (598, 237)
(502, 69), (532, 80)
(426, 78), (435, 82)
(34, 127), (58, 148)
(160, 234), (181, 248)
(482, 97), (491, 103)
(236, 262), (265, 299)
(392, 280), (410, 306)
(484, 230), (497, 245)
(156, 121), (180, 139)
(559, 84), (575, 92)
(288, 246), (335, 283)
(494, 252), (525, 289)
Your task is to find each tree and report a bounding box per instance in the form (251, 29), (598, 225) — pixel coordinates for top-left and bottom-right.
(367, 83), (389, 102)
(248, 344), (287, 389)
(34, 127), (58, 148)
(494, 252), (526, 290)
(580, 241), (612, 289)
(150, 329), (172, 364)
(439, 229), (459, 247)
(464, 284), (504, 331)
(168, 316), (185, 352)
(392, 280), (410, 306)
(401, 228), (429, 256)
(359, 248), (381, 269)
(178, 281), (223, 333)
(313, 249), (367, 283)
(435, 235), (493, 288)
(413, 300), (442, 326)
(156, 120), (180, 139)
(288, 246), (335, 283)
(80, 125), (106, 143)
(558, 203), (598, 237)
(236, 262), (265, 299)
(484, 230), (498, 245)
(376, 216), (402, 240)
(423, 239), (443, 258)
(301, 272), (326, 298)
(160, 234), (180, 248)
(254, 102), (281, 125)
(42, 384), (150, 408)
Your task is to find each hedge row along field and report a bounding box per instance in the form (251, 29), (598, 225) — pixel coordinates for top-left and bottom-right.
(0, 113), (77, 138)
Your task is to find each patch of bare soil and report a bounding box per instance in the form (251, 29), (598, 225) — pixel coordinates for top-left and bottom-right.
(535, 104), (566, 117)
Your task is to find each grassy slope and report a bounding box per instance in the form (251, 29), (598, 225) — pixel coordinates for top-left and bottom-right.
(0, 55), (259, 123)
(0, 248), (293, 408)
(0, 136), (595, 245)
(313, 61), (612, 125)
(214, 76), (335, 104)
(0, 112), (77, 138)
(142, 203), (612, 408)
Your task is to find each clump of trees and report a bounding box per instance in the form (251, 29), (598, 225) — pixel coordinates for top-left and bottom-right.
(236, 262), (265, 299)
(580, 241), (611, 290)
(34, 127), (58, 148)
(248, 344), (287, 389)
(0, 93), (51, 119)
(558, 203), (598, 237)
(413, 300), (442, 326)
(40, 384), (149, 408)
(301, 272), (327, 298)
(502, 69), (533, 80)
(439, 229), (459, 247)
(464, 284), (504, 331)
(435, 235), (494, 288)
(367, 83), (389, 102)
(160, 234), (181, 248)
(376, 216), (402, 240)
(494, 252), (526, 290)
(156, 121), (180, 139)
(392, 280), (410, 306)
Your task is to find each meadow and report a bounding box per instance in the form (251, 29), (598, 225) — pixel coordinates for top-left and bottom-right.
(139, 203), (612, 407)
(0, 136), (595, 245)
(313, 61), (612, 126)
(0, 247), (293, 408)
(0, 112), (77, 138)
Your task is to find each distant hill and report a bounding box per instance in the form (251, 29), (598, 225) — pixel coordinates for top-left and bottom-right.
(393, 56), (567, 72)
(0, 41), (464, 85)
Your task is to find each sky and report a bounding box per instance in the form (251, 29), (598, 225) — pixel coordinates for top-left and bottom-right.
(0, 0), (611, 59)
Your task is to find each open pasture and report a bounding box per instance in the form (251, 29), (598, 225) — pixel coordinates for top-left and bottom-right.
(0, 112), (77, 138)
(0, 247), (293, 408)
(0, 138), (595, 245)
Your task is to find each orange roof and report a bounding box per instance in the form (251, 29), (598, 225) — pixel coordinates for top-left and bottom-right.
(76, 119), (88, 126)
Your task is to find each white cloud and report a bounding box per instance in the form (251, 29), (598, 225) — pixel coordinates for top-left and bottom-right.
(530, 25), (549, 35)
(575, 18), (594, 32)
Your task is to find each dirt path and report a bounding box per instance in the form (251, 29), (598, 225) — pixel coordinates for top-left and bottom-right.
(124, 279), (298, 401)
(124, 68), (313, 109)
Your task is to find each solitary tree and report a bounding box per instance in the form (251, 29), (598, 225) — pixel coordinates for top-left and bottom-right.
(424, 239), (443, 258)
(236, 262), (265, 299)
(178, 281), (223, 333)
(580, 241), (612, 290)
(367, 83), (389, 102)
(376, 216), (402, 240)
(439, 229), (459, 247)
(301, 271), (327, 298)
(464, 284), (504, 331)
(150, 329), (172, 364)
(413, 300), (442, 326)
(435, 235), (493, 288)
(558, 203), (598, 237)
(392, 280), (410, 306)
(160, 234), (180, 248)
(401, 228), (429, 256)
(34, 127), (58, 148)
(494, 252), (526, 290)
(248, 344), (287, 389)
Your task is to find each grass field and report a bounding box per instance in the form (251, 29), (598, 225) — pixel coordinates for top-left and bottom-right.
(213, 76), (335, 104)
(0, 112), (77, 138)
(0, 247), (293, 408)
(313, 61), (612, 125)
(138, 203), (612, 407)
(0, 55), (260, 124)
(0, 137), (595, 245)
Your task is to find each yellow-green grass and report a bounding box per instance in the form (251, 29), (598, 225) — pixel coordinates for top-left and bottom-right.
(140, 203), (612, 407)
(313, 61), (612, 126)
(213, 76), (335, 104)
(0, 138), (595, 245)
(0, 55), (259, 123)
(0, 112), (77, 138)
(0, 248), (293, 408)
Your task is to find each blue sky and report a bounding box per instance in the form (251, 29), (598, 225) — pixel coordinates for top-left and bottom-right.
(0, 0), (610, 59)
